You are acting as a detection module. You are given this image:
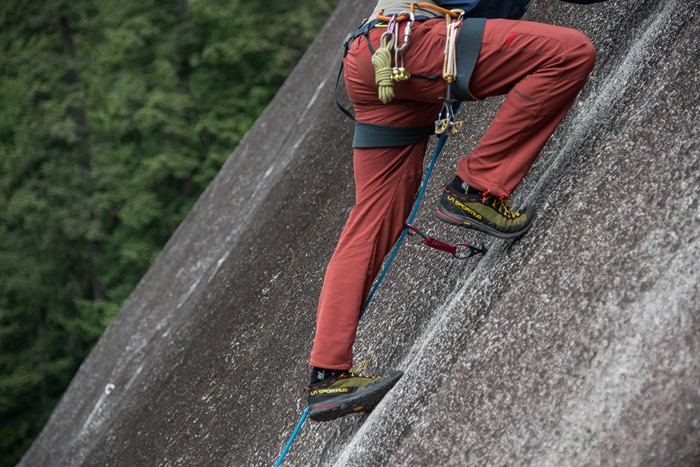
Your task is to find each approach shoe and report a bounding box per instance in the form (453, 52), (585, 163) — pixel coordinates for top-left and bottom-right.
(306, 368), (404, 422)
(436, 180), (536, 239)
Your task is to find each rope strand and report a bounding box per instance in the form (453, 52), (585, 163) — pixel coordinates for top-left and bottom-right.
(373, 33), (396, 103)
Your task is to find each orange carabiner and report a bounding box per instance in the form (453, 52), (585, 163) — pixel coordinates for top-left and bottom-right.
(416, 2), (461, 18)
(376, 3), (416, 22)
(376, 9), (410, 23)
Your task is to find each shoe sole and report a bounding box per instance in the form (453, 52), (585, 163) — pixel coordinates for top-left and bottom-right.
(435, 207), (535, 239)
(308, 370), (404, 422)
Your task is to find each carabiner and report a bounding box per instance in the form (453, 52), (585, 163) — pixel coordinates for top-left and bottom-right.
(395, 10), (415, 54)
(387, 15), (397, 36)
(453, 243), (488, 259)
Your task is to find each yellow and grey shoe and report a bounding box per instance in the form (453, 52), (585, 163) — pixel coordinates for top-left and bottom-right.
(436, 183), (536, 239)
(305, 368), (404, 422)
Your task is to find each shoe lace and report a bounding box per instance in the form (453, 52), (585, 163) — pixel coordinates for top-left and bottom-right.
(481, 191), (522, 220)
(347, 359), (377, 378)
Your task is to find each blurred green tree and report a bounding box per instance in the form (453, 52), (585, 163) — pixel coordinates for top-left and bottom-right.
(0, 0), (339, 464)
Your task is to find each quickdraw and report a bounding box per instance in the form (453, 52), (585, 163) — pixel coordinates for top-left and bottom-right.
(442, 9), (464, 83)
(435, 9), (464, 135)
(405, 223), (486, 259)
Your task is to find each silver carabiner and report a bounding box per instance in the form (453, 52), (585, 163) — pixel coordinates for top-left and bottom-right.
(394, 10), (415, 54)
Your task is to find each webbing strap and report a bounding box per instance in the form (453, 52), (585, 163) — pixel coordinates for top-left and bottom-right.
(353, 121), (434, 148)
(334, 61), (355, 121)
(452, 17), (487, 101)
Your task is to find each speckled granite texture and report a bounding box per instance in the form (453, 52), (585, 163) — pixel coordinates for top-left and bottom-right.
(21, 0), (699, 465)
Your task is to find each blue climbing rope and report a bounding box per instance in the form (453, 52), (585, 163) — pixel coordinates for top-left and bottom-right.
(274, 132), (451, 466)
(274, 407), (310, 467)
(359, 132), (449, 319)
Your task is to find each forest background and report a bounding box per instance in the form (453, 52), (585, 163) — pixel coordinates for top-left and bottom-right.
(0, 0), (339, 464)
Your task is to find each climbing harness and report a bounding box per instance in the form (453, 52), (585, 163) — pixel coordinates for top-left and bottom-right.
(353, 121), (434, 148)
(338, 5), (486, 148)
(275, 7), (490, 466)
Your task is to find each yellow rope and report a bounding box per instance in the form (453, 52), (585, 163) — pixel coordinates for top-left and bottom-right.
(373, 33), (395, 104)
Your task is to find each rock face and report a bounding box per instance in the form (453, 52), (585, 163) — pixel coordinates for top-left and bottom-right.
(21, 0), (699, 466)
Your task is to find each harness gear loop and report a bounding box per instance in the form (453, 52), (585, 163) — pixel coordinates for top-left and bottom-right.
(377, 3), (461, 22)
(416, 2), (462, 19)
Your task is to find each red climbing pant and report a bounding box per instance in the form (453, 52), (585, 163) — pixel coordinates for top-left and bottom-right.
(310, 18), (596, 370)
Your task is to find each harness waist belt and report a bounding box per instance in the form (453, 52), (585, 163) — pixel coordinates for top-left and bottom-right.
(350, 16), (436, 43)
(353, 122), (434, 148)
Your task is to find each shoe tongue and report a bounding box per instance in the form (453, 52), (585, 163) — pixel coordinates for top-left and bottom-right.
(310, 367), (347, 384)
